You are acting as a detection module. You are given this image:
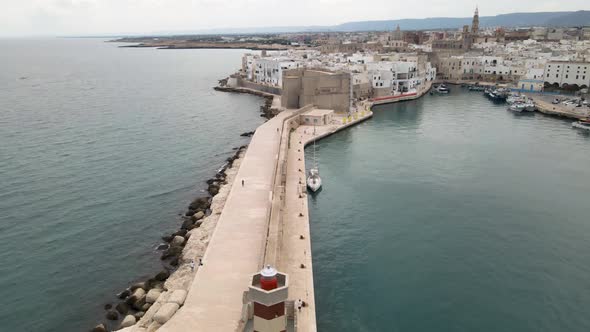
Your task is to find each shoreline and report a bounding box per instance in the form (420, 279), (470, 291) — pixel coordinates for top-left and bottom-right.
(103, 75), (429, 331)
(92, 145), (248, 332)
(95, 82), (279, 332)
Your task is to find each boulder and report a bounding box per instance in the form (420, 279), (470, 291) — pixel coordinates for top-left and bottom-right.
(141, 302), (152, 312)
(161, 234), (173, 243)
(167, 290), (188, 306)
(171, 236), (185, 247)
(240, 131), (255, 137)
(156, 243), (169, 251)
(134, 311), (145, 320)
(146, 289), (162, 304)
(185, 209), (195, 217)
(125, 288), (145, 305)
(153, 303), (180, 324)
(105, 310), (118, 320)
(180, 218), (194, 230)
(208, 184), (219, 196)
(130, 282), (146, 291)
(192, 211), (205, 221)
(172, 229), (188, 237)
(104, 303), (112, 310)
(132, 288), (146, 299)
(115, 302), (130, 315)
(119, 315), (136, 328)
(189, 197), (209, 211)
(155, 270), (170, 281)
(91, 323), (107, 332)
(161, 246), (182, 260)
(117, 289), (131, 299)
(132, 295), (146, 311)
(170, 257), (179, 266)
(153, 282), (164, 290)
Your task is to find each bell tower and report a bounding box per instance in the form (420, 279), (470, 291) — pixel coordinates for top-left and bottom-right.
(472, 6), (479, 34)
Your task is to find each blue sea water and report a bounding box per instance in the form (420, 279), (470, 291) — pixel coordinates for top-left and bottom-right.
(0, 38), (263, 331)
(308, 91), (590, 332)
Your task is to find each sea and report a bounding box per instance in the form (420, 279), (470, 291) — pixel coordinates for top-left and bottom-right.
(308, 90), (590, 332)
(0, 38), (264, 331)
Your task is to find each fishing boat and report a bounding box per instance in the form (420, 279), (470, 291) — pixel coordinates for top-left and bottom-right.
(508, 100), (535, 113)
(572, 118), (590, 131)
(434, 84), (450, 94)
(485, 87), (508, 102)
(307, 140), (322, 192)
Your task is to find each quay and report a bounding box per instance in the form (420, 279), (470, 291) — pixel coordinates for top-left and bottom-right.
(120, 63), (432, 332)
(159, 72), (430, 331)
(527, 94), (590, 120)
(153, 103), (372, 332)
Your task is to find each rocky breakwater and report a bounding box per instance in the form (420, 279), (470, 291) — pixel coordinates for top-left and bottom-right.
(91, 146), (247, 332)
(213, 85), (278, 120)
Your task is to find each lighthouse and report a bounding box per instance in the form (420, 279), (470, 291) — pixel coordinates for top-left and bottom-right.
(248, 266), (289, 332)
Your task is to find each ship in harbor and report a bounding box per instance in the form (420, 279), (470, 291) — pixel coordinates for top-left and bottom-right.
(307, 140), (322, 192)
(572, 118), (590, 131)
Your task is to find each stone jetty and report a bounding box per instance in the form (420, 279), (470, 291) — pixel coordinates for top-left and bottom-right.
(110, 77), (431, 331)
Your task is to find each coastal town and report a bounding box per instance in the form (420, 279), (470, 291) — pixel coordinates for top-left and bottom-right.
(96, 9), (590, 332)
(5, 1), (590, 332)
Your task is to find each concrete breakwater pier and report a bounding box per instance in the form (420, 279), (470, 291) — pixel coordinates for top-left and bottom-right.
(114, 73), (431, 331)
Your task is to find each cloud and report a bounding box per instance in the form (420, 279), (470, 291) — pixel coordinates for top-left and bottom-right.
(0, 0), (588, 36)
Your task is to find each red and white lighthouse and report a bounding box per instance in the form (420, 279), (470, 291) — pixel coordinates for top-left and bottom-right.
(249, 265), (289, 332)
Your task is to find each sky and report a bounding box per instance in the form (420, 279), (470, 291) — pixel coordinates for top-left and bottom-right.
(0, 0), (588, 37)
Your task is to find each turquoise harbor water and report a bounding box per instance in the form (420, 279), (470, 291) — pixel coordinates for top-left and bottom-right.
(0, 39), (263, 331)
(308, 91), (590, 331)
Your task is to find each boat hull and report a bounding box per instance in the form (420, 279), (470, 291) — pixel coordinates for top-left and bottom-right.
(307, 176), (322, 192)
(572, 122), (590, 131)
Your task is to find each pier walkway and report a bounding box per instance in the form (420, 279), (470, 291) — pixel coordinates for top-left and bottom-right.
(159, 109), (292, 332)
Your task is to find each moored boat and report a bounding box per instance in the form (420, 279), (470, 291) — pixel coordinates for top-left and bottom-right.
(434, 84), (450, 94)
(572, 119), (590, 131)
(307, 140), (322, 192)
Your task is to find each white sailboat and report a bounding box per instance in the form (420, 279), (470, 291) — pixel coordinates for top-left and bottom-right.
(307, 139), (322, 192)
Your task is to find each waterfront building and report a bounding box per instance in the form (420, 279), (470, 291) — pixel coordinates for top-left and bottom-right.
(281, 69), (351, 113)
(517, 79), (544, 92)
(300, 108), (335, 126)
(544, 61), (590, 89)
(253, 57), (301, 87)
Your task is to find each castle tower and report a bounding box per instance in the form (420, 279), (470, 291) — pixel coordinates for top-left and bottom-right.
(249, 266), (288, 332)
(472, 6), (479, 34)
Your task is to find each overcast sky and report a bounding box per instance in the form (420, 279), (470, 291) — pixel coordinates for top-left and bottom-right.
(1, 0), (588, 37)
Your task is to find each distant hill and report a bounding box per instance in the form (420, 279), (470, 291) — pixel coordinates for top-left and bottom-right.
(333, 11), (590, 31)
(116, 10), (590, 37)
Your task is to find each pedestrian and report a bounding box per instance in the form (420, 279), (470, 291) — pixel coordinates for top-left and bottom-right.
(198, 258), (203, 266)
(296, 299), (303, 311)
(242, 179), (244, 187)
(190, 259), (195, 272)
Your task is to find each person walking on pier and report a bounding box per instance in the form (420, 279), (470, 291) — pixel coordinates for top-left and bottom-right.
(190, 259), (195, 272)
(242, 179), (244, 187)
(296, 299), (303, 312)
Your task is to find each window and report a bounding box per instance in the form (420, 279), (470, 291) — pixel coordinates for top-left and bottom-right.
(566, 75), (568, 79)
(576, 75), (579, 79)
(556, 74), (559, 78)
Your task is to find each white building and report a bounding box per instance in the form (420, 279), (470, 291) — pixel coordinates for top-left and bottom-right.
(544, 61), (590, 88)
(253, 58), (301, 87)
